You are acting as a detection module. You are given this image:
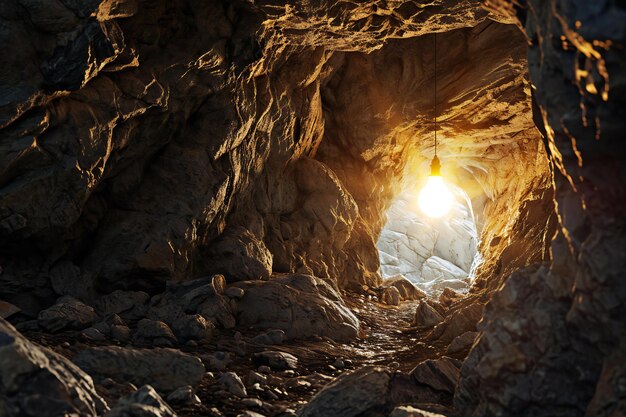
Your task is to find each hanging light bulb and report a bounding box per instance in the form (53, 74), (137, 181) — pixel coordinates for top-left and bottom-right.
(418, 155), (454, 218)
(417, 31), (455, 219)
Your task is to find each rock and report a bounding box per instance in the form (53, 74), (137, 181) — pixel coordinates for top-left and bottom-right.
(38, 296), (97, 333)
(133, 318), (177, 346)
(0, 317), (109, 416)
(111, 324), (132, 342)
(332, 358), (345, 369)
(253, 351), (298, 371)
(585, 337), (626, 417)
(73, 346), (205, 392)
(390, 406), (448, 417)
(0, 300), (20, 319)
(166, 385), (201, 406)
(241, 398), (263, 408)
(171, 314), (214, 341)
(258, 365), (272, 374)
(446, 331), (477, 355)
(164, 275), (226, 311)
(104, 385), (177, 417)
(246, 371), (268, 386)
(381, 286), (401, 306)
(225, 287), (245, 299)
(235, 274), (360, 342)
(219, 372), (247, 397)
(413, 301), (445, 328)
(300, 366), (391, 417)
(411, 357), (462, 394)
(202, 226), (273, 282)
(251, 329), (286, 345)
(427, 303), (482, 343)
(95, 290), (150, 320)
(197, 295), (236, 329)
(438, 288), (461, 307)
(238, 411), (266, 417)
(421, 257), (469, 286)
(81, 327), (107, 341)
(201, 351), (233, 371)
(383, 276), (427, 301)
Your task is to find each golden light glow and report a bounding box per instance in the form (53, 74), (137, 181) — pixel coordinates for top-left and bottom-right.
(417, 175), (454, 218)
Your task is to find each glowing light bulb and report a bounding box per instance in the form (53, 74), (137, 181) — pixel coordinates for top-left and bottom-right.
(417, 155), (454, 218)
(418, 175), (454, 218)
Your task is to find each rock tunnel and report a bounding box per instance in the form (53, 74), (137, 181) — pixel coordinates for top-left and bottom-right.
(0, 1), (625, 417)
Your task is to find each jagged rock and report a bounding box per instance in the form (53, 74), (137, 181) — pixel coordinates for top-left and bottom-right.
(219, 372), (247, 397)
(171, 314), (214, 342)
(238, 411), (266, 417)
(246, 371), (268, 386)
(95, 290), (150, 321)
(383, 276), (427, 301)
(0, 317), (109, 416)
(111, 324), (132, 342)
(133, 319), (177, 346)
(81, 327), (107, 341)
(427, 303), (482, 343)
(73, 346), (205, 393)
(203, 226), (273, 282)
(197, 295), (236, 330)
(225, 287), (245, 299)
(166, 385), (201, 406)
(201, 351), (233, 371)
(585, 337), (626, 417)
(0, 300), (20, 319)
(300, 366), (391, 417)
(411, 357), (462, 394)
(253, 351), (298, 371)
(164, 275), (226, 311)
(235, 274), (359, 342)
(446, 331), (477, 355)
(381, 286), (401, 306)
(38, 296), (97, 333)
(103, 385), (177, 417)
(251, 329), (286, 345)
(438, 288), (461, 307)
(391, 406), (448, 417)
(413, 301), (444, 328)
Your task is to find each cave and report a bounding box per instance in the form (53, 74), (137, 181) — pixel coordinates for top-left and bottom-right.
(1, 1), (625, 417)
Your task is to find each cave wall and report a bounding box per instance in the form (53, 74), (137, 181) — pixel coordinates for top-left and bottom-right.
(456, 1), (626, 416)
(1, 0), (501, 313)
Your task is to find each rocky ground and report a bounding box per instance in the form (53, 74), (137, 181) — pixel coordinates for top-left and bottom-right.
(3, 279), (477, 417)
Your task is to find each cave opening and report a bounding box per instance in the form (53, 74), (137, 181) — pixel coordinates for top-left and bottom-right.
(377, 183), (480, 297)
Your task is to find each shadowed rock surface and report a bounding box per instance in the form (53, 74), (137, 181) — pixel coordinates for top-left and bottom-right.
(0, 0), (624, 416)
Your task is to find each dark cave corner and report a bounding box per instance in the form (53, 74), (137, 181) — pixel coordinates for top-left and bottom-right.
(0, 1), (625, 417)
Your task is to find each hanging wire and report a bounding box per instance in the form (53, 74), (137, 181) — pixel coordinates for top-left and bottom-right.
(434, 31), (438, 157)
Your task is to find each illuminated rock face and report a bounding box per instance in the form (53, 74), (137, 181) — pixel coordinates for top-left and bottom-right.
(377, 189), (478, 296)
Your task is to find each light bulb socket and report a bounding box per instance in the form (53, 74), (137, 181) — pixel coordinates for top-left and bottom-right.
(430, 155), (441, 176)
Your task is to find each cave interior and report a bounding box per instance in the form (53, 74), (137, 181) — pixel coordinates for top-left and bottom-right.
(0, 1), (625, 417)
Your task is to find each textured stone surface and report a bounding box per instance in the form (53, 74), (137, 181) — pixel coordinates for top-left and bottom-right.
(300, 367), (391, 417)
(0, 318), (109, 417)
(38, 296), (97, 333)
(234, 274), (360, 342)
(103, 385), (177, 417)
(411, 357), (462, 394)
(73, 346), (205, 393)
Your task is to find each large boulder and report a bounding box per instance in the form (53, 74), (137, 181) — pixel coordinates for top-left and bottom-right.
(0, 318), (109, 417)
(300, 367), (391, 417)
(234, 274), (360, 342)
(37, 296), (98, 333)
(72, 346), (205, 393)
(411, 357), (462, 394)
